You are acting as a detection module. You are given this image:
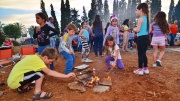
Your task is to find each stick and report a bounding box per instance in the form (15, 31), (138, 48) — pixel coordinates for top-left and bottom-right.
(107, 66), (115, 74)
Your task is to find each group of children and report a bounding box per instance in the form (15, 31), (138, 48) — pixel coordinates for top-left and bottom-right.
(7, 3), (170, 100)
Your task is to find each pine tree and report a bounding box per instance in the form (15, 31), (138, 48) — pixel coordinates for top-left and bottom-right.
(61, 0), (66, 31)
(65, 0), (71, 25)
(168, 0), (175, 24)
(113, 0), (118, 15)
(104, 0), (110, 25)
(40, 0), (48, 20)
(81, 6), (88, 22)
(71, 8), (81, 29)
(136, 0), (141, 6)
(174, 0), (180, 27)
(127, 0), (132, 19)
(151, 0), (161, 23)
(88, 0), (98, 24)
(119, 0), (127, 24)
(50, 4), (60, 33)
(97, 0), (103, 20)
(131, 0), (136, 27)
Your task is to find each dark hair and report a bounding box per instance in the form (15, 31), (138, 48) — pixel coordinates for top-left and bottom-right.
(122, 19), (129, 27)
(154, 11), (170, 34)
(35, 12), (47, 23)
(41, 47), (58, 60)
(81, 22), (86, 27)
(137, 3), (149, 32)
(48, 17), (53, 21)
(105, 22), (110, 34)
(93, 15), (101, 27)
(105, 35), (115, 55)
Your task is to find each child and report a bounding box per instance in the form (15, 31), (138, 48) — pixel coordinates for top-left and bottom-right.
(3, 37), (13, 47)
(150, 11), (169, 67)
(79, 22), (93, 62)
(33, 12), (59, 70)
(128, 29), (134, 49)
(105, 35), (124, 71)
(133, 3), (149, 75)
(121, 19), (130, 52)
(7, 48), (75, 100)
(103, 14), (120, 46)
(59, 23), (78, 74)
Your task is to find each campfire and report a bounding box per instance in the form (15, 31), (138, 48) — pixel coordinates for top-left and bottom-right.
(68, 68), (112, 93)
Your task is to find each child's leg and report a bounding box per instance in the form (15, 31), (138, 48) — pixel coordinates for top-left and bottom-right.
(116, 59), (124, 69)
(98, 36), (103, 56)
(81, 48), (85, 59)
(60, 51), (74, 74)
(158, 46), (165, 61)
(153, 45), (158, 63)
(71, 54), (76, 66)
(105, 56), (115, 68)
(85, 48), (90, 59)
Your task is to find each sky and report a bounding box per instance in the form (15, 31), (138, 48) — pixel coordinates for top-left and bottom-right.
(0, 0), (178, 28)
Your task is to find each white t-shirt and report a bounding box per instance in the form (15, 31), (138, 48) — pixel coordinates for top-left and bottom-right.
(108, 44), (122, 59)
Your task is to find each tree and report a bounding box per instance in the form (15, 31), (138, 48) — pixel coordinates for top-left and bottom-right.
(14, 22), (27, 36)
(0, 21), (5, 34)
(151, 0), (161, 23)
(168, 0), (175, 24)
(97, 0), (103, 20)
(81, 6), (88, 22)
(50, 4), (60, 33)
(113, 0), (118, 15)
(65, 0), (71, 25)
(70, 8), (81, 29)
(88, 0), (98, 24)
(61, 0), (66, 31)
(174, 0), (180, 27)
(104, 0), (110, 25)
(3, 24), (21, 40)
(119, 0), (127, 24)
(40, 0), (48, 20)
(28, 26), (35, 37)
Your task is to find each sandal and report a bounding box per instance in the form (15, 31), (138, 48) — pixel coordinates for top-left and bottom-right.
(32, 91), (53, 101)
(16, 86), (32, 94)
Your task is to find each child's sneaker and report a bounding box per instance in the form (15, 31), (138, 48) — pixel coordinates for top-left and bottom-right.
(81, 58), (85, 62)
(85, 58), (93, 63)
(156, 60), (162, 67)
(133, 69), (144, 75)
(143, 68), (149, 74)
(152, 64), (157, 68)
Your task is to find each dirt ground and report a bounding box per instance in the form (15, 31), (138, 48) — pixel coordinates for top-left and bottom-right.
(0, 47), (180, 101)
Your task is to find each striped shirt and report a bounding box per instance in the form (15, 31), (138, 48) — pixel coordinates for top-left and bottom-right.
(151, 23), (165, 37)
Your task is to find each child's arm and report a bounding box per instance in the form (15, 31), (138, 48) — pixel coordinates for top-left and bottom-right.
(33, 27), (39, 39)
(42, 67), (75, 78)
(113, 49), (119, 67)
(133, 17), (144, 33)
(102, 22), (105, 36)
(90, 25), (94, 36)
(47, 26), (60, 37)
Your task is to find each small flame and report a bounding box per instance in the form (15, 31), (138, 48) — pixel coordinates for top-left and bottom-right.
(107, 76), (110, 79)
(88, 76), (100, 84)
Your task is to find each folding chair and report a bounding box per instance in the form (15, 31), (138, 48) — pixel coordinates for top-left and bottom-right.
(0, 47), (15, 67)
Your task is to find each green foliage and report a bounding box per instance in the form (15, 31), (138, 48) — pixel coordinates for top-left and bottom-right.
(61, 0), (66, 31)
(12, 40), (20, 46)
(118, 0), (127, 24)
(168, 0), (175, 24)
(150, 0), (161, 23)
(97, 0), (103, 21)
(113, 0), (118, 15)
(0, 35), (5, 46)
(41, 0), (48, 21)
(3, 24), (21, 40)
(50, 4), (60, 33)
(88, 0), (98, 24)
(81, 6), (88, 22)
(65, 0), (71, 25)
(104, 0), (110, 25)
(174, 0), (180, 27)
(71, 8), (81, 29)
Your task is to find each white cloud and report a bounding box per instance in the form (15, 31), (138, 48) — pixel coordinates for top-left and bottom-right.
(0, 0), (179, 28)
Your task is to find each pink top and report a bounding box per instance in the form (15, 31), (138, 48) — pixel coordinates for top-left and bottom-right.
(3, 41), (13, 47)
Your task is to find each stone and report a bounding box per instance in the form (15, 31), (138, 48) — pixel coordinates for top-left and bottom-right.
(77, 74), (89, 80)
(99, 78), (112, 86)
(68, 81), (86, 92)
(93, 85), (110, 93)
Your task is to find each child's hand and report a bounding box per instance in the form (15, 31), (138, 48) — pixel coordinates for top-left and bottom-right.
(67, 72), (76, 78)
(112, 61), (116, 67)
(35, 26), (40, 33)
